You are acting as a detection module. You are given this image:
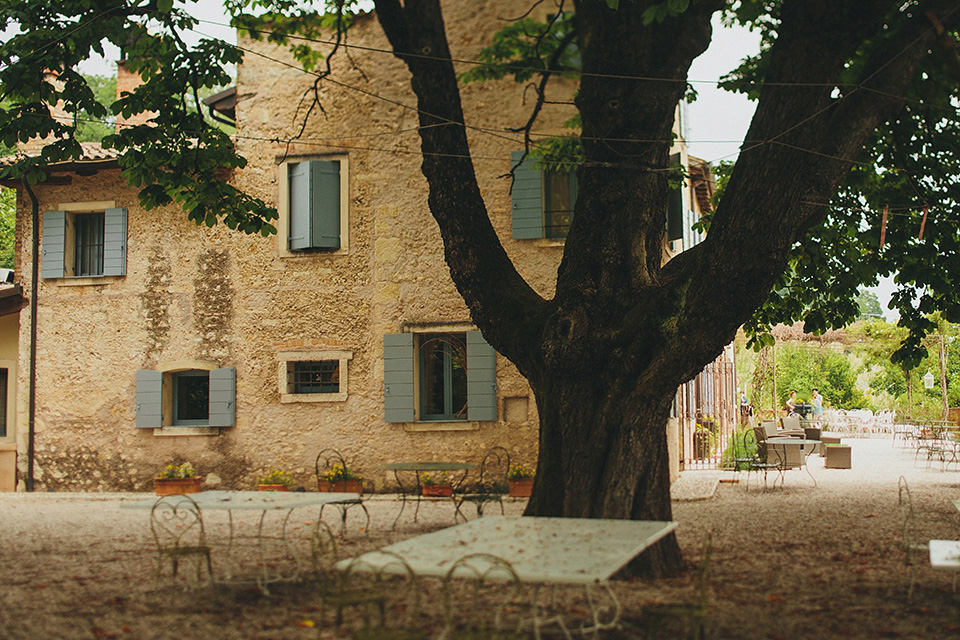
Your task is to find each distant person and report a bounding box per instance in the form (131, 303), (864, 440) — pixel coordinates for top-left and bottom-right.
(811, 388), (824, 425)
(785, 390), (798, 416)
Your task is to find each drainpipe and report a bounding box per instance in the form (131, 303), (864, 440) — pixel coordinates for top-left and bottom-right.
(23, 178), (39, 492)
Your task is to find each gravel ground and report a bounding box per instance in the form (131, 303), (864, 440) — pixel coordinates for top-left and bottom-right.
(2, 436), (960, 640)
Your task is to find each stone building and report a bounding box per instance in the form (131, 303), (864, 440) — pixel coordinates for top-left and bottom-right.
(0, 2), (720, 492)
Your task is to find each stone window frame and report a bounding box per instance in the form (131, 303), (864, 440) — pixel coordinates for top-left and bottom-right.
(275, 154), (350, 258)
(277, 349), (352, 403)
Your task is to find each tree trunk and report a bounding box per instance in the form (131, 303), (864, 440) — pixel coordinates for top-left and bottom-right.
(525, 369), (681, 575)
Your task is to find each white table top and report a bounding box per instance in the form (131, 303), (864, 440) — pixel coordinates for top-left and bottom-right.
(929, 540), (960, 570)
(120, 490), (361, 510)
(337, 515), (677, 585)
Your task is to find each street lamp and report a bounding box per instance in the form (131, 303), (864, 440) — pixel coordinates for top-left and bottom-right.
(924, 371), (936, 389)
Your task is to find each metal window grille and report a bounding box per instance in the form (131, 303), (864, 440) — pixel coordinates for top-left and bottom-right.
(75, 212), (104, 276)
(290, 361), (339, 394)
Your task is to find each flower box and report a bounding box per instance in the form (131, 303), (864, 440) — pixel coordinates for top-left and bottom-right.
(421, 484), (452, 497)
(154, 476), (203, 496)
(258, 484), (290, 492)
(318, 479), (364, 495)
(508, 478), (534, 498)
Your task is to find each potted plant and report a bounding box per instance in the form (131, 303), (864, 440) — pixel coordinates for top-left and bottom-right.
(507, 464), (535, 498)
(318, 463), (363, 494)
(154, 462), (203, 496)
(421, 472), (452, 497)
(258, 469), (293, 491)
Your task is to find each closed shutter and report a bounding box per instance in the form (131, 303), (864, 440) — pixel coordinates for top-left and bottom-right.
(310, 160), (341, 249)
(135, 369), (163, 428)
(41, 211), (66, 279)
(102, 208), (127, 276)
(208, 367), (236, 427)
(666, 152), (684, 242)
(466, 331), (497, 421)
(511, 151), (544, 239)
(288, 160), (340, 250)
(384, 333), (415, 422)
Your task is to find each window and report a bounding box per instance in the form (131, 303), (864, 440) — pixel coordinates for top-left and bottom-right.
(511, 151), (577, 239)
(384, 330), (497, 424)
(277, 349), (351, 403)
(290, 360), (340, 394)
(136, 366), (236, 429)
(173, 370), (209, 426)
(418, 333), (468, 421)
(278, 157), (349, 254)
(42, 207), (127, 278)
(73, 212), (104, 276)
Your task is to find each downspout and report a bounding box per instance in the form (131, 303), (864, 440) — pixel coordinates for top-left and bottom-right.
(22, 177), (39, 492)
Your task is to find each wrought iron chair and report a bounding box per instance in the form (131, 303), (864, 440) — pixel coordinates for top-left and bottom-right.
(454, 446), (511, 521)
(150, 494), (214, 590)
(315, 448), (371, 536)
(438, 553), (527, 640)
(748, 427), (785, 491)
(335, 551), (426, 640)
(898, 475), (930, 599)
(637, 534), (713, 640)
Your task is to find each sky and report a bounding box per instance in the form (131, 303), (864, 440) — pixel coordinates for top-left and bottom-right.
(75, 1), (897, 320)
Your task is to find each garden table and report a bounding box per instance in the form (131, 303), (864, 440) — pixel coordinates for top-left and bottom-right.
(122, 490), (359, 592)
(382, 461), (476, 528)
(337, 515), (678, 639)
(766, 437), (820, 487)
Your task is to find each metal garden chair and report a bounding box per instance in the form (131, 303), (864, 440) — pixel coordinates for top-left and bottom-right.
(454, 446), (511, 521)
(150, 494), (214, 590)
(315, 448), (371, 536)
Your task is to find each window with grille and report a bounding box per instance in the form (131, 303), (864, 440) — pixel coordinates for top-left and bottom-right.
(74, 212), (105, 276)
(289, 360), (340, 394)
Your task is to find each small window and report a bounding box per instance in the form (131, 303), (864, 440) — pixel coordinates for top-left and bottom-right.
(418, 333), (468, 421)
(173, 370), (210, 426)
(73, 212), (105, 276)
(544, 170), (576, 239)
(289, 360), (340, 394)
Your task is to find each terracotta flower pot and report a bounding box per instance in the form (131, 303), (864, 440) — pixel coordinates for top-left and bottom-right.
(258, 484), (290, 492)
(422, 484), (452, 497)
(508, 478), (534, 498)
(318, 479), (364, 495)
(154, 476), (203, 496)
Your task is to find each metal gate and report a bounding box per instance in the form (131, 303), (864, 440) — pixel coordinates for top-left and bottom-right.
(678, 351), (737, 471)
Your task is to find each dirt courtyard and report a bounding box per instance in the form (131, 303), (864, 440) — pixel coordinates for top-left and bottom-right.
(2, 436), (960, 640)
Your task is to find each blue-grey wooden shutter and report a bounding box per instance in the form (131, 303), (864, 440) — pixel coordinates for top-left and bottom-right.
(310, 160), (341, 249)
(288, 160), (340, 250)
(102, 208), (127, 276)
(41, 211), (66, 279)
(135, 369), (163, 428)
(208, 367), (236, 427)
(511, 151), (544, 239)
(384, 333), (414, 422)
(666, 152), (684, 242)
(466, 331), (497, 421)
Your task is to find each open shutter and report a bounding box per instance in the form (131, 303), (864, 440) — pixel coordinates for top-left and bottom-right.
(41, 211), (66, 279)
(135, 369), (163, 428)
(511, 151), (544, 239)
(384, 333), (415, 422)
(466, 331), (497, 421)
(666, 152), (684, 242)
(208, 367), (236, 427)
(289, 162), (312, 250)
(102, 208), (127, 276)
(310, 160), (341, 249)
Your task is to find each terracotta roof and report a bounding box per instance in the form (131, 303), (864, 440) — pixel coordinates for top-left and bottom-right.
(688, 156), (715, 214)
(0, 141), (118, 169)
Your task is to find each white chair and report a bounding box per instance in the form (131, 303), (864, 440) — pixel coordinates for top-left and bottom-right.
(898, 476), (929, 599)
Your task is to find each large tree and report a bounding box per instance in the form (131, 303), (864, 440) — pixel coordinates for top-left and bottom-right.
(2, 0), (960, 574)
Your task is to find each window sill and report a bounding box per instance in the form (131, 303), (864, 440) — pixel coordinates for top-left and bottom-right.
(152, 427), (221, 437)
(403, 421), (479, 433)
(54, 276), (123, 287)
(533, 238), (566, 247)
(281, 392), (348, 403)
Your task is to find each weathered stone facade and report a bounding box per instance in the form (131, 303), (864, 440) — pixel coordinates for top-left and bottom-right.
(6, 1), (710, 492)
